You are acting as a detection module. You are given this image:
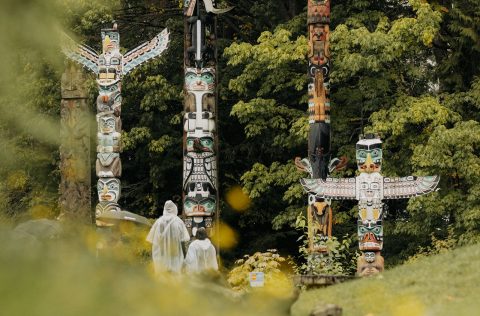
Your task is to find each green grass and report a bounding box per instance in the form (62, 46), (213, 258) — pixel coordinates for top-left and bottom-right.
(292, 243), (480, 316)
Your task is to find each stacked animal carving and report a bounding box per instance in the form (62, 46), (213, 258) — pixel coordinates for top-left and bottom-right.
(295, 0), (334, 253)
(308, 0), (331, 179)
(300, 134), (439, 276)
(183, 0), (232, 236)
(63, 23), (170, 224)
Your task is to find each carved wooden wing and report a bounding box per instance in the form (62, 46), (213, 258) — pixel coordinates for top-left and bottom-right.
(294, 157), (313, 177)
(184, 0), (233, 16)
(383, 175), (439, 199)
(300, 178), (357, 200)
(122, 28), (170, 75)
(202, 0), (234, 14)
(63, 43), (99, 74)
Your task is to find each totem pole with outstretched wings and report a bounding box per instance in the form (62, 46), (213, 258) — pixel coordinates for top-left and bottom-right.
(301, 134), (439, 276)
(63, 23), (170, 225)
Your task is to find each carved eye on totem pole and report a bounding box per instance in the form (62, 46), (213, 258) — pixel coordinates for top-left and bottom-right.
(97, 178), (121, 203)
(110, 57), (120, 65)
(186, 136), (214, 153)
(356, 135), (383, 173)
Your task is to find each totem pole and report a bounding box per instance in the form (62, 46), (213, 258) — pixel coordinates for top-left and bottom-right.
(295, 0), (336, 253)
(182, 0), (232, 237)
(59, 62), (91, 223)
(63, 23), (170, 225)
(300, 134), (439, 276)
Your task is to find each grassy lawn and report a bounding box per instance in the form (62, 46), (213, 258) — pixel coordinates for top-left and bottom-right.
(291, 243), (480, 316)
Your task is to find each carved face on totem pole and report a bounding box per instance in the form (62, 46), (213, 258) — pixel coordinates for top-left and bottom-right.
(185, 68), (215, 91)
(97, 113), (121, 152)
(308, 0), (330, 24)
(184, 182), (216, 216)
(357, 251), (384, 277)
(358, 221), (383, 251)
(97, 112), (121, 134)
(97, 178), (121, 203)
(183, 113), (217, 222)
(97, 82), (122, 115)
(98, 25), (122, 86)
(356, 134), (384, 251)
(356, 135), (383, 173)
(184, 68), (216, 112)
(309, 24), (330, 67)
(183, 109), (217, 226)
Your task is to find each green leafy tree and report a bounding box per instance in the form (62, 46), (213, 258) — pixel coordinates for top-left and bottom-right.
(223, 0), (480, 266)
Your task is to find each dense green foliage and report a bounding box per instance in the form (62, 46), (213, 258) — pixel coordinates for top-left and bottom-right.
(0, 0), (479, 268)
(227, 249), (291, 293)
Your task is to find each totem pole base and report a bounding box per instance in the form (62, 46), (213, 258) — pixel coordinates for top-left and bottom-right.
(293, 274), (356, 289)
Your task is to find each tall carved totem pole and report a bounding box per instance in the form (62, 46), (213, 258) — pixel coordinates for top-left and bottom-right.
(59, 62), (91, 223)
(296, 0), (333, 253)
(182, 0), (232, 237)
(63, 23), (170, 224)
(301, 134), (439, 276)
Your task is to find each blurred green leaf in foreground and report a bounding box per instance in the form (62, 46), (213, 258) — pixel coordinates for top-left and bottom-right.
(0, 223), (295, 316)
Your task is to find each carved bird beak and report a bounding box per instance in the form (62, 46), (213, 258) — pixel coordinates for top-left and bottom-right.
(365, 154), (375, 173)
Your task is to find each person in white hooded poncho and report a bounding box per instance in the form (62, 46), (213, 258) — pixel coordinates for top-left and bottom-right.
(184, 227), (218, 273)
(146, 200), (190, 274)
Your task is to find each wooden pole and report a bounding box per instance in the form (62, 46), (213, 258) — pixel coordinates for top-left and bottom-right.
(59, 61), (92, 224)
(306, 0), (332, 253)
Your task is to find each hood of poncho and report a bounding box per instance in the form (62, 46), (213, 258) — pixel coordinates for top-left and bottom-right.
(196, 238), (212, 250)
(162, 200), (178, 216)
